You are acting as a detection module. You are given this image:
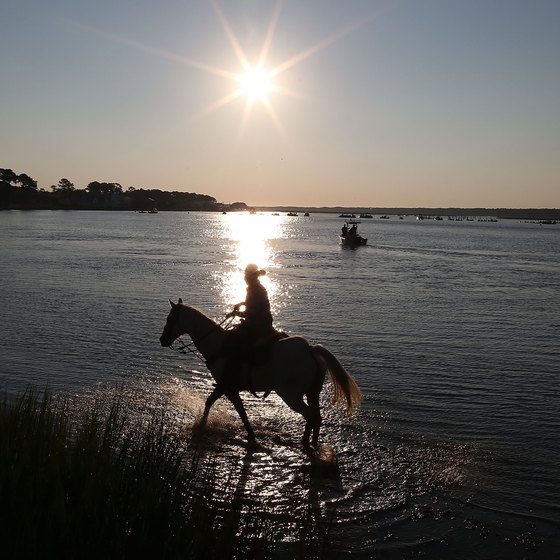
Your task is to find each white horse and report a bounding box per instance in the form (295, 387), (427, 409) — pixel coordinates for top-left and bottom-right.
(160, 299), (361, 448)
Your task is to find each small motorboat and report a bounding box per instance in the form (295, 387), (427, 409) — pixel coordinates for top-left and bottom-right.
(339, 220), (367, 247)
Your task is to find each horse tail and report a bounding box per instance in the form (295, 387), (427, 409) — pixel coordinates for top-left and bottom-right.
(312, 344), (362, 413)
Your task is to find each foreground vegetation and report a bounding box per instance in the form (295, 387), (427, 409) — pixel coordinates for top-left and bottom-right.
(0, 389), (327, 559)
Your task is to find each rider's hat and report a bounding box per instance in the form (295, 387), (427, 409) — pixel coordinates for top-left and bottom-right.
(244, 263), (265, 277)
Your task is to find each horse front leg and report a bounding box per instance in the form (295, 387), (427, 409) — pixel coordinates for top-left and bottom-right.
(226, 391), (256, 445)
(197, 385), (224, 428)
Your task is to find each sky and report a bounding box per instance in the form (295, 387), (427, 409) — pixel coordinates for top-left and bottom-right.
(2, 0), (559, 208)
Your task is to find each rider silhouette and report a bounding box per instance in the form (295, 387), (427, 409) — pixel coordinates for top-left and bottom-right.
(221, 263), (274, 388)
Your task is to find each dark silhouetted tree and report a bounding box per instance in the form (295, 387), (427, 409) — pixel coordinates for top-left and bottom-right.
(1, 167), (241, 211)
(0, 168), (18, 185)
(52, 178), (75, 192)
(17, 173), (38, 190)
(86, 181), (123, 196)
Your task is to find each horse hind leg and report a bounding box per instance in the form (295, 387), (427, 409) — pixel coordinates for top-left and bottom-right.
(306, 352), (325, 447)
(306, 391), (322, 448)
(278, 393), (314, 448)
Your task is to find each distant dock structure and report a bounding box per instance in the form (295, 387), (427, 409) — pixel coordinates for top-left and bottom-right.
(416, 214), (498, 222)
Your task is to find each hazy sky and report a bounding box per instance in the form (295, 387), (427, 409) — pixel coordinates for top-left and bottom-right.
(2, 0), (559, 207)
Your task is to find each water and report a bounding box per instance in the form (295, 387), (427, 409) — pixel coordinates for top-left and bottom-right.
(1, 210), (559, 558)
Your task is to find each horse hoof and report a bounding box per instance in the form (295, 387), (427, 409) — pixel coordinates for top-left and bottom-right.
(192, 419), (207, 433)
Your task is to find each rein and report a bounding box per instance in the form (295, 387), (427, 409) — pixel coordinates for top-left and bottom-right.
(169, 314), (235, 363)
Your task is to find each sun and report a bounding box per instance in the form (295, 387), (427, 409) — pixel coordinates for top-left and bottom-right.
(237, 67), (274, 103)
(86, 1), (370, 131)
(200, 1), (368, 127)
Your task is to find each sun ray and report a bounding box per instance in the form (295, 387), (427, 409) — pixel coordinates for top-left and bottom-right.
(211, 0), (251, 71)
(261, 98), (286, 137)
(62, 18), (240, 80)
(257, 0), (283, 70)
(235, 102), (255, 147)
(67, 3), (373, 135)
(193, 90), (242, 120)
(271, 84), (314, 101)
(269, 18), (370, 78)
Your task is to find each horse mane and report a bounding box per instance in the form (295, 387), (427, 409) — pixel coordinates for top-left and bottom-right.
(179, 303), (224, 333)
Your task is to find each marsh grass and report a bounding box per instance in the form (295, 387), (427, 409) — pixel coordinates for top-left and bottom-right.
(0, 389), (329, 559)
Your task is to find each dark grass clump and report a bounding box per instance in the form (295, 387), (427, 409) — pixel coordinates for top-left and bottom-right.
(0, 389), (329, 559)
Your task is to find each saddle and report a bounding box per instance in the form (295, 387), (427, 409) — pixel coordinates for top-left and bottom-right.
(237, 329), (288, 398)
(249, 329), (288, 364)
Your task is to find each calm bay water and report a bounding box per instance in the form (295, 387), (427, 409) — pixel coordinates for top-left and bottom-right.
(1, 210), (559, 558)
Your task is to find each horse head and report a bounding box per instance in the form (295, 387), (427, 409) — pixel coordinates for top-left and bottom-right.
(159, 298), (185, 347)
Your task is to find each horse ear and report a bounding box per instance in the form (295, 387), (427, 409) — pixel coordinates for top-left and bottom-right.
(169, 299), (176, 308)
(178, 298), (183, 304)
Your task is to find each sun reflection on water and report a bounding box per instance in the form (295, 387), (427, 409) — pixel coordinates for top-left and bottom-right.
(221, 212), (285, 310)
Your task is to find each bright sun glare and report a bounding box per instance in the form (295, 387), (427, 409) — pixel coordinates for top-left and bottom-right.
(222, 213), (282, 306)
(237, 67), (274, 102)
(91, 1), (369, 132)
(186, 1), (367, 131)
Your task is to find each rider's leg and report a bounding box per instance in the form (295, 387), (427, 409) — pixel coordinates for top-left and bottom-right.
(220, 326), (248, 390)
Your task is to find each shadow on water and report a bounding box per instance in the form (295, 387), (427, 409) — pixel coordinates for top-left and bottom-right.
(70, 376), (560, 559)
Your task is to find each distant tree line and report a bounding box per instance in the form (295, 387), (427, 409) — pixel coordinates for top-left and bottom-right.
(0, 168), (248, 212)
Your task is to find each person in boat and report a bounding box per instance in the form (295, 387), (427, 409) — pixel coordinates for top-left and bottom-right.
(221, 263), (275, 388)
(341, 224), (348, 237)
(349, 223), (358, 236)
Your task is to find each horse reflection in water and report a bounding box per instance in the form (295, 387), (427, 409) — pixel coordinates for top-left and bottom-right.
(160, 300), (361, 448)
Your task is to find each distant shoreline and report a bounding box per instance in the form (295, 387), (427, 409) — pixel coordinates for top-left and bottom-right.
(2, 169), (558, 220)
(2, 206), (559, 221)
(252, 206), (560, 221)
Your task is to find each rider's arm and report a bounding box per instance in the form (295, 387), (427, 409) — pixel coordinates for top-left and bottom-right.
(228, 302), (246, 318)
